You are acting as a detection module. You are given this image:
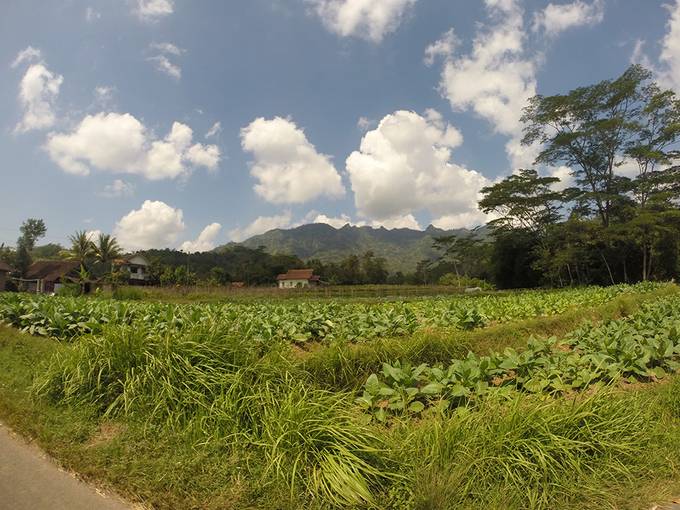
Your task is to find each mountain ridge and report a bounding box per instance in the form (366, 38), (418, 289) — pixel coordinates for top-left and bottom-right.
(217, 223), (480, 272)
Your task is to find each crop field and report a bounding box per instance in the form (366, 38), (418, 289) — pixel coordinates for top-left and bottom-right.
(1, 282), (680, 509)
(0, 283), (659, 342)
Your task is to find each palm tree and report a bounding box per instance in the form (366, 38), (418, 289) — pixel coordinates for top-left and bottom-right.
(92, 233), (122, 274)
(67, 230), (95, 268)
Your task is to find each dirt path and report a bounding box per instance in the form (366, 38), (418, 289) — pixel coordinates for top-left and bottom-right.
(0, 422), (133, 510)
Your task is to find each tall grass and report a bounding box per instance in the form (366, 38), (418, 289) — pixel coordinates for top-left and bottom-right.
(396, 390), (656, 510)
(32, 322), (398, 507)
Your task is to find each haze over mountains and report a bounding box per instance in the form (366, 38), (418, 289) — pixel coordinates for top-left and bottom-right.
(218, 223), (481, 272)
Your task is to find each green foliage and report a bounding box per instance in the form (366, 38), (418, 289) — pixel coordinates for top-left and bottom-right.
(31, 243), (64, 260)
(0, 284), (662, 344)
(67, 230), (95, 268)
(1, 285), (678, 508)
(359, 295), (680, 420)
(479, 168), (567, 233)
(144, 245), (302, 285)
(438, 274), (494, 290)
(31, 323), (396, 508)
(231, 222), (476, 275)
(111, 286), (144, 301)
(55, 282), (82, 298)
(18, 218), (46, 251)
(401, 389), (655, 509)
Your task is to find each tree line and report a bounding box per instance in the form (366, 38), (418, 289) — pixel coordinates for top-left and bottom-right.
(434, 65), (680, 288)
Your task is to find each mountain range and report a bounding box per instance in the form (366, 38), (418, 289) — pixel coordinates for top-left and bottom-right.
(218, 223), (480, 273)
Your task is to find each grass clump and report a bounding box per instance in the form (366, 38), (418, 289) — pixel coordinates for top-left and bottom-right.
(398, 390), (656, 510)
(31, 322), (398, 508)
(111, 286), (144, 301)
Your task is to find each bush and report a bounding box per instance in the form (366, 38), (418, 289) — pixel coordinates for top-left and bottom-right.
(438, 273), (495, 290)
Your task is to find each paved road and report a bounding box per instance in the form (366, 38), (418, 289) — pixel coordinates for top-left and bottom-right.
(0, 423), (132, 510)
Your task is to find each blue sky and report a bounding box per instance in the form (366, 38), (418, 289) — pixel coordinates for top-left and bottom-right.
(1, 0), (678, 251)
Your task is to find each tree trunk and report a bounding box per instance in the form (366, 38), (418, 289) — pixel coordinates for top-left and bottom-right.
(600, 252), (615, 285)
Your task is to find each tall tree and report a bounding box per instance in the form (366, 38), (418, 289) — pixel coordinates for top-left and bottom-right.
(18, 218), (46, 251)
(521, 65), (654, 227)
(92, 234), (122, 273)
(626, 85), (680, 208)
(16, 218), (47, 276)
(67, 231), (94, 268)
(478, 169), (567, 234)
(433, 232), (488, 283)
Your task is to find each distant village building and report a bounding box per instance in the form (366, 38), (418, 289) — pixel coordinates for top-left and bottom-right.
(24, 260), (80, 294)
(114, 254), (151, 285)
(0, 261), (15, 291)
(276, 269), (320, 289)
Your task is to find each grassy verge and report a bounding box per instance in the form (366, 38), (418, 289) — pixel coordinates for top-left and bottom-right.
(300, 287), (677, 390)
(0, 326), (296, 509)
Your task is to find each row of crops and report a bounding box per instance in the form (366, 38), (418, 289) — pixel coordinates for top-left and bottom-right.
(359, 295), (680, 421)
(0, 282), (664, 343)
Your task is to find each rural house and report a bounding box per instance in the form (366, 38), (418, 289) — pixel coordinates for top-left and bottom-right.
(0, 261), (15, 291)
(114, 254), (151, 285)
(276, 268), (320, 289)
(24, 260), (80, 294)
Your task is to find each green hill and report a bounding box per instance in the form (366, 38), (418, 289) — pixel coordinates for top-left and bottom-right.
(219, 223), (479, 273)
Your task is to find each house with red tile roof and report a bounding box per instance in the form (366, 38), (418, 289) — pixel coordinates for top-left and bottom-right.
(276, 268), (320, 289)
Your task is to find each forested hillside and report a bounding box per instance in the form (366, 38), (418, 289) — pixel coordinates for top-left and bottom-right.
(222, 223), (477, 272)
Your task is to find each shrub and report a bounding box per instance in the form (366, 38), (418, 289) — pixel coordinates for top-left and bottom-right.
(438, 273), (495, 290)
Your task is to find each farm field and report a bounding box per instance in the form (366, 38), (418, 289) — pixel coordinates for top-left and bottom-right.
(1, 283), (680, 509)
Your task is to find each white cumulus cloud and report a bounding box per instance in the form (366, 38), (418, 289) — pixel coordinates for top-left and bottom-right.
(85, 229), (103, 242)
(372, 214), (421, 230)
(85, 7), (101, 22)
(147, 42), (185, 80)
(149, 42), (184, 55)
(657, 0), (680, 92)
(346, 109), (490, 229)
(308, 213), (354, 228)
(134, 0), (174, 21)
(424, 28), (457, 66)
(307, 0), (417, 42)
(205, 121), (222, 138)
(147, 55), (181, 79)
(357, 116), (376, 131)
(45, 113), (220, 180)
(11, 46), (42, 68)
(532, 0), (605, 37)
(240, 116), (345, 204)
(15, 63), (63, 133)
(229, 211), (293, 242)
(180, 223), (222, 252)
(114, 200), (185, 251)
(93, 86), (115, 108)
(98, 179), (135, 198)
(435, 0), (537, 169)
